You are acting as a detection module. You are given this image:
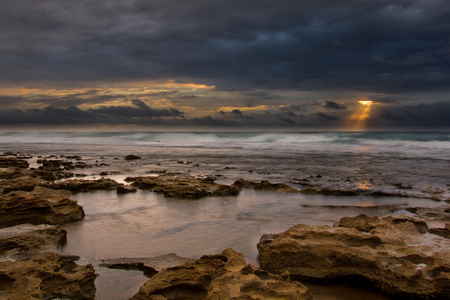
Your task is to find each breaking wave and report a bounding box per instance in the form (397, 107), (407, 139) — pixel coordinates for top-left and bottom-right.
(1, 131), (449, 159)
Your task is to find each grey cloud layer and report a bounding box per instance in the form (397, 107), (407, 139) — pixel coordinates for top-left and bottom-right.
(2, 0), (450, 93)
(0, 100), (183, 125)
(1, 100), (449, 128)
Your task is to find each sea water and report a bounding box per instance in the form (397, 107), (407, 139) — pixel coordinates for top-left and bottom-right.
(1, 131), (449, 299)
(1, 131), (449, 159)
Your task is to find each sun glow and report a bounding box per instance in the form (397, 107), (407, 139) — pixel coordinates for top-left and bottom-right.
(358, 100), (373, 106)
(348, 100), (375, 130)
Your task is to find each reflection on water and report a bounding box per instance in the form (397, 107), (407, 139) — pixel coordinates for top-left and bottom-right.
(356, 181), (373, 190)
(60, 190), (437, 299)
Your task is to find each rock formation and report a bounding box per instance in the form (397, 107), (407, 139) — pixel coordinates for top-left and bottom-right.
(131, 248), (311, 300)
(233, 178), (299, 193)
(0, 186), (85, 227)
(126, 174), (241, 199)
(0, 224), (66, 255)
(125, 154), (142, 160)
(100, 253), (195, 277)
(0, 157), (29, 169)
(48, 178), (122, 193)
(0, 252), (97, 300)
(116, 185), (138, 194)
(258, 214), (450, 299)
(0, 223), (96, 300)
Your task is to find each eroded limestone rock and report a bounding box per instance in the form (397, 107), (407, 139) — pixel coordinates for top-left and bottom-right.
(126, 174), (241, 199)
(100, 253), (195, 277)
(0, 157), (29, 169)
(233, 178), (299, 193)
(0, 186), (84, 227)
(0, 252), (96, 300)
(0, 224), (66, 255)
(258, 214), (450, 299)
(48, 178), (121, 193)
(131, 248), (311, 300)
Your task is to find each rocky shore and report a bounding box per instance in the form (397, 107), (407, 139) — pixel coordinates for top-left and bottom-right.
(1, 152), (449, 299)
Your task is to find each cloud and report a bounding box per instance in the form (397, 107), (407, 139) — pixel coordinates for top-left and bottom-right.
(0, 100), (183, 125)
(323, 101), (347, 110)
(373, 101), (450, 127)
(316, 112), (340, 121)
(191, 116), (239, 127)
(1, 0), (449, 95)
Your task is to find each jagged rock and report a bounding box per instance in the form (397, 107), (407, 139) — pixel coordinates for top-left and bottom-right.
(0, 168), (24, 180)
(125, 154), (141, 160)
(37, 159), (75, 171)
(0, 167), (73, 182)
(116, 185), (137, 194)
(232, 178), (299, 193)
(0, 176), (46, 194)
(0, 186), (85, 227)
(48, 178), (121, 193)
(131, 248), (311, 300)
(429, 223), (450, 239)
(406, 207), (450, 223)
(0, 224), (66, 255)
(337, 214), (429, 234)
(100, 253), (195, 277)
(125, 174), (241, 199)
(0, 251), (96, 300)
(258, 214), (450, 299)
(0, 157), (29, 169)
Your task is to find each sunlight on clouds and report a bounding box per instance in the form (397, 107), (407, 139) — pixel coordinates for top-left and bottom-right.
(0, 80), (216, 110)
(0, 80), (214, 97)
(347, 100), (374, 130)
(218, 105), (282, 112)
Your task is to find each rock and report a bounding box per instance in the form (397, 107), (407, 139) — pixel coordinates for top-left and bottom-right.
(0, 157), (29, 169)
(406, 207), (450, 223)
(0, 251), (97, 300)
(100, 253), (195, 277)
(0, 176), (46, 194)
(337, 214), (429, 234)
(0, 168), (73, 182)
(232, 178), (299, 193)
(0, 186), (85, 227)
(1, 174), (121, 195)
(131, 248), (311, 300)
(125, 154), (141, 160)
(116, 185), (137, 194)
(429, 223), (450, 239)
(0, 224), (66, 255)
(125, 174), (241, 199)
(258, 214), (450, 299)
(38, 159), (75, 171)
(48, 178), (121, 193)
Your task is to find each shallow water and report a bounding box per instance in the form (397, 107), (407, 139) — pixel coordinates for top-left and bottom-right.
(1, 131), (449, 299)
(61, 190), (439, 263)
(60, 190), (439, 299)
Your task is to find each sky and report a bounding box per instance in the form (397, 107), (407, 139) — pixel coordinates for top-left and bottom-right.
(1, 0), (449, 130)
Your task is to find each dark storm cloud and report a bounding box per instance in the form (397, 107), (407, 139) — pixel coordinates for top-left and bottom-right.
(0, 100), (183, 125)
(191, 116), (238, 127)
(1, 0), (450, 94)
(373, 101), (450, 127)
(316, 112), (340, 121)
(323, 101), (346, 110)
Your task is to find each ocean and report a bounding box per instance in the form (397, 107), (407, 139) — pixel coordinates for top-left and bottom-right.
(1, 131), (449, 299)
(1, 131), (449, 159)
